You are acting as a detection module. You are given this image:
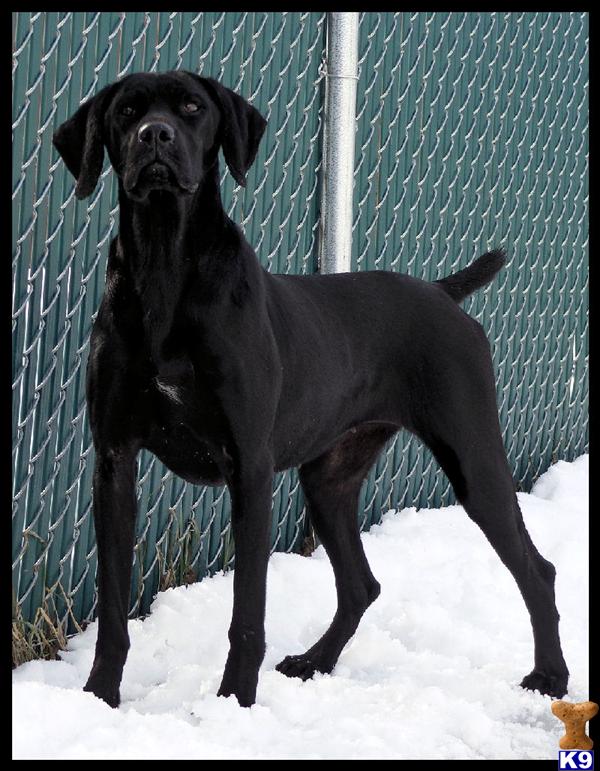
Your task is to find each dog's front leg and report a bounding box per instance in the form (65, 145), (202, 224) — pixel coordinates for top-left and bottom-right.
(83, 446), (138, 708)
(217, 454), (273, 707)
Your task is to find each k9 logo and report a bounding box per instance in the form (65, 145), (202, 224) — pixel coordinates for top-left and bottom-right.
(559, 751), (594, 770)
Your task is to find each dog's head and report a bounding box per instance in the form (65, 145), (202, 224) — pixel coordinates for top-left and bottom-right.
(53, 71), (267, 201)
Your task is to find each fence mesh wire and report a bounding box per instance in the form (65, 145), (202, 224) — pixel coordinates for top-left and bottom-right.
(12, 12), (587, 632)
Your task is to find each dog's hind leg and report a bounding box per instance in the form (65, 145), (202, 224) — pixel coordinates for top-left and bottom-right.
(276, 423), (397, 681)
(429, 434), (568, 696)
(412, 332), (569, 697)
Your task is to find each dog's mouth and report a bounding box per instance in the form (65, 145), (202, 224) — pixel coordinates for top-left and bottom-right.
(124, 160), (199, 199)
(142, 161), (173, 185)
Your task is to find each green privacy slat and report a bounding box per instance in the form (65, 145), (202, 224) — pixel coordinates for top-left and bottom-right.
(13, 12), (587, 632)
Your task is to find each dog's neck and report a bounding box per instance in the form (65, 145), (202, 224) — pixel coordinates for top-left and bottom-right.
(118, 162), (226, 278)
(116, 163), (233, 360)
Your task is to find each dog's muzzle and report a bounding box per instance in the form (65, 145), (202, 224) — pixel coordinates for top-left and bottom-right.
(123, 154), (198, 198)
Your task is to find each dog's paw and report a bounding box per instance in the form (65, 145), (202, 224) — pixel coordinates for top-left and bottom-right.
(275, 652), (332, 681)
(83, 679), (121, 708)
(83, 658), (123, 708)
(83, 665), (122, 708)
(217, 681), (256, 708)
(217, 650), (260, 707)
(520, 668), (569, 698)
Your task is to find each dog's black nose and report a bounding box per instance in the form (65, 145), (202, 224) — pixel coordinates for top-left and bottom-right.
(137, 122), (175, 146)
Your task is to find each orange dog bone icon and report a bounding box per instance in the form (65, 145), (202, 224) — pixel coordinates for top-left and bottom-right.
(551, 701), (598, 750)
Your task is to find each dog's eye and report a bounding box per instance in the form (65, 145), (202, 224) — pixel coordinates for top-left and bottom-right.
(120, 105), (136, 117)
(183, 101), (201, 114)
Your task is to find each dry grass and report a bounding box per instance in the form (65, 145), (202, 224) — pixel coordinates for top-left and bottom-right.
(12, 584), (83, 668)
(156, 513), (201, 591)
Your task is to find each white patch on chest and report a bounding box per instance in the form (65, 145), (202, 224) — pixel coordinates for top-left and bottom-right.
(154, 377), (184, 405)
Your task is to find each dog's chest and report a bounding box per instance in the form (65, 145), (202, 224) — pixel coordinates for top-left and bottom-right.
(147, 351), (224, 429)
(143, 361), (230, 486)
(144, 419), (228, 487)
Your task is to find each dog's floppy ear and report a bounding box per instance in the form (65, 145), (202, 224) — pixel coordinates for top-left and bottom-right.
(53, 82), (119, 199)
(196, 76), (267, 187)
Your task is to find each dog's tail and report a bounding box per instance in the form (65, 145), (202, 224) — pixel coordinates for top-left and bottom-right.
(435, 249), (507, 303)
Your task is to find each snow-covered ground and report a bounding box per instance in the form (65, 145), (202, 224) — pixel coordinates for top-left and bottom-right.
(12, 455), (588, 760)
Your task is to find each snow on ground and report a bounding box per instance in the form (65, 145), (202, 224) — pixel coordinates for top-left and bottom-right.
(13, 455), (588, 760)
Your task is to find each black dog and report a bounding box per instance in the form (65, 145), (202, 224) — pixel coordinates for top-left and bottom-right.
(52, 71), (569, 709)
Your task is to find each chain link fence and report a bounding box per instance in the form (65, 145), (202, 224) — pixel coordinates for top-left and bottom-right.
(12, 12), (588, 636)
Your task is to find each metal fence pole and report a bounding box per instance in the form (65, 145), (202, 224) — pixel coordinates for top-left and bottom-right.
(319, 12), (359, 274)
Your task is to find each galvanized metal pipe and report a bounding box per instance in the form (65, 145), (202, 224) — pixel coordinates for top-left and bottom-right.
(319, 12), (359, 274)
